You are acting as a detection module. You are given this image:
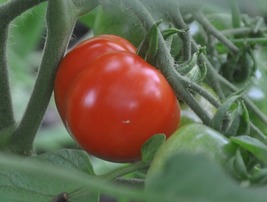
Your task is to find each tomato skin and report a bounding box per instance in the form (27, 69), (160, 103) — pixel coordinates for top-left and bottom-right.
(147, 123), (230, 177)
(64, 52), (180, 162)
(54, 34), (136, 119)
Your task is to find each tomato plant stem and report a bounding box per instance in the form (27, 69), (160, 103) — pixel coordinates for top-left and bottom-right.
(0, 0), (46, 22)
(10, 1), (77, 155)
(8, 0), (99, 155)
(169, 8), (191, 61)
(193, 10), (239, 54)
(0, 24), (15, 131)
(0, 0), (46, 131)
(222, 27), (267, 36)
(99, 161), (150, 182)
(229, 0), (241, 28)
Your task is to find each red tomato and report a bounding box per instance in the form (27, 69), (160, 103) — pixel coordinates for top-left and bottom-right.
(64, 52), (180, 162)
(54, 35), (136, 119)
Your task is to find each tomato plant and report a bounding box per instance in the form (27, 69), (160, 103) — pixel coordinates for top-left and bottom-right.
(55, 40), (180, 162)
(54, 34), (136, 119)
(2, 0), (267, 202)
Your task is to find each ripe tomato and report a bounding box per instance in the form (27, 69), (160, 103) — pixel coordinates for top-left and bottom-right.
(54, 34), (136, 119)
(147, 123), (230, 178)
(63, 51), (180, 162)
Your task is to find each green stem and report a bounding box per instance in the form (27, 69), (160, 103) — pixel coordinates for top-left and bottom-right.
(229, 0), (241, 28)
(10, 1), (78, 155)
(10, 0), (99, 155)
(231, 38), (267, 46)
(0, 0), (47, 131)
(221, 27), (267, 36)
(99, 161), (150, 182)
(0, 0), (46, 22)
(178, 75), (220, 108)
(0, 24), (15, 131)
(193, 10), (239, 54)
(169, 8), (191, 61)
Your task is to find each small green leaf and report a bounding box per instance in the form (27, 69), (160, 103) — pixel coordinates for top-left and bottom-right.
(230, 136), (267, 165)
(162, 27), (187, 39)
(137, 22), (160, 62)
(141, 134), (166, 163)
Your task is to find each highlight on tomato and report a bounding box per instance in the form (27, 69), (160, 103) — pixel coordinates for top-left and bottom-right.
(54, 35), (180, 163)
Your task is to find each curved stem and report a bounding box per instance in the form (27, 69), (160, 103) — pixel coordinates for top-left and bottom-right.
(0, 0), (46, 23)
(0, 0), (47, 131)
(10, 0), (78, 155)
(9, 0), (99, 155)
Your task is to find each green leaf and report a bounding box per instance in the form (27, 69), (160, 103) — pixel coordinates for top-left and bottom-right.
(29, 149), (95, 175)
(141, 134), (166, 163)
(0, 154), (99, 202)
(162, 27), (187, 39)
(146, 152), (267, 202)
(230, 136), (267, 165)
(137, 22), (160, 62)
(0, 153), (148, 202)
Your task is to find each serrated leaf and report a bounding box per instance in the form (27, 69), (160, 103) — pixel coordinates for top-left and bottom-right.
(230, 136), (267, 165)
(141, 134), (166, 163)
(29, 149), (95, 175)
(146, 152), (267, 202)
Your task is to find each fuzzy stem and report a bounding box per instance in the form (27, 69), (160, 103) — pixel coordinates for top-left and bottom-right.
(0, 0), (47, 131)
(169, 8), (191, 61)
(0, 24), (15, 131)
(193, 10), (239, 54)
